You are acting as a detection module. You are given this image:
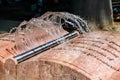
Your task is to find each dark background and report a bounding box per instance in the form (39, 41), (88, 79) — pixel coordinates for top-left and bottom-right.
(0, 0), (117, 32)
(0, 0), (71, 20)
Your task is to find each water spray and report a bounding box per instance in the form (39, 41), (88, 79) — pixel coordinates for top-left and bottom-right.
(10, 12), (90, 63)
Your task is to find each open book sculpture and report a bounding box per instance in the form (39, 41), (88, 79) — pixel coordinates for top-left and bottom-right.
(0, 12), (119, 80)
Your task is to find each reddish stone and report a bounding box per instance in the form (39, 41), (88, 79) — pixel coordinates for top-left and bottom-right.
(4, 31), (120, 80)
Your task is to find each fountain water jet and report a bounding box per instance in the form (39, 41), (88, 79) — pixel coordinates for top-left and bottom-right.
(0, 12), (92, 80)
(4, 12), (89, 63)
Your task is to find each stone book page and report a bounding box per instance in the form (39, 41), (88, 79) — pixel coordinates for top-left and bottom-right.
(1, 31), (120, 80)
(35, 31), (120, 80)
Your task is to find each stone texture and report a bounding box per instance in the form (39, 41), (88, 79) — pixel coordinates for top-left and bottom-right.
(4, 31), (120, 80)
(0, 27), (68, 80)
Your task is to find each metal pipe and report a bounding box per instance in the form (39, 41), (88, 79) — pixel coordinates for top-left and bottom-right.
(12, 12), (90, 63)
(14, 31), (79, 63)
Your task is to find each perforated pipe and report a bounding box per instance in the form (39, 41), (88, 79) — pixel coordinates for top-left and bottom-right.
(12, 12), (89, 63)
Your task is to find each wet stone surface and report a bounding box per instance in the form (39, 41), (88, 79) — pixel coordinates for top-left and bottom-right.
(36, 31), (120, 80)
